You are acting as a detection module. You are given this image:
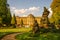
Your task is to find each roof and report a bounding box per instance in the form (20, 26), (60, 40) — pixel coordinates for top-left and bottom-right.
(27, 14), (35, 18)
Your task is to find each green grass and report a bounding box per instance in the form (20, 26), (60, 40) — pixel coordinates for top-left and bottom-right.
(40, 33), (60, 40)
(0, 27), (32, 39)
(0, 27), (32, 32)
(16, 32), (60, 40)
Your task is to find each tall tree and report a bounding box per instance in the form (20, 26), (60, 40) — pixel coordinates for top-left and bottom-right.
(0, 0), (11, 26)
(0, 0), (7, 15)
(6, 4), (12, 25)
(0, 0), (7, 24)
(11, 14), (16, 28)
(50, 0), (60, 24)
(40, 7), (50, 28)
(20, 19), (23, 27)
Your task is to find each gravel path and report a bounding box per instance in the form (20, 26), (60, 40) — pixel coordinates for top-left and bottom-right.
(1, 33), (21, 40)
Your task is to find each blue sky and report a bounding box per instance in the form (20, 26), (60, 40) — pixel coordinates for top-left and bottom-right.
(8, 0), (52, 17)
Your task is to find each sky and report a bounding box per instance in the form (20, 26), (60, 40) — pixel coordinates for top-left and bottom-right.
(8, 0), (52, 17)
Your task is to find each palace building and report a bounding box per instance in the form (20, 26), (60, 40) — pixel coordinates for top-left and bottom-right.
(16, 7), (50, 28)
(16, 14), (41, 27)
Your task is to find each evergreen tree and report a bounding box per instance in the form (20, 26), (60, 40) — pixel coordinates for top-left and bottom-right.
(20, 19), (23, 27)
(0, 0), (7, 25)
(6, 4), (12, 26)
(11, 14), (16, 28)
(0, 0), (12, 26)
(0, 17), (2, 27)
(0, 0), (7, 15)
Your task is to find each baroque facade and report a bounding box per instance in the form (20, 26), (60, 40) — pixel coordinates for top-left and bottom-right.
(16, 14), (41, 27)
(16, 7), (50, 28)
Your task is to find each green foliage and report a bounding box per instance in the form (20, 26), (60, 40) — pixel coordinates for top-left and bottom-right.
(11, 14), (16, 28)
(40, 33), (60, 40)
(16, 32), (40, 40)
(50, 0), (60, 24)
(0, 0), (7, 14)
(0, 0), (12, 26)
(0, 0), (7, 24)
(16, 32), (60, 40)
(40, 28), (49, 33)
(51, 0), (60, 12)
(11, 14), (16, 24)
(6, 5), (12, 25)
(0, 17), (2, 24)
(20, 19), (23, 27)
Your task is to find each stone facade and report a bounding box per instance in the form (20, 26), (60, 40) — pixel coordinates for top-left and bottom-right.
(16, 14), (41, 27)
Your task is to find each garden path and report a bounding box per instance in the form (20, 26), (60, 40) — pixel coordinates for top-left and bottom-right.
(1, 33), (21, 40)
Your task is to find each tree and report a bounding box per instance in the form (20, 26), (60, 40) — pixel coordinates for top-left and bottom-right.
(51, 0), (60, 12)
(32, 20), (40, 34)
(0, 0), (12, 26)
(20, 19), (23, 27)
(40, 7), (50, 33)
(0, 0), (7, 25)
(11, 14), (16, 28)
(41, 7), (50, 28)
(50, 0), (60, 24)
(0, 0), (7, 15)
(57, 20), (60, 29)
(0, 17), (2, 27)
(6, 4), (12, 26)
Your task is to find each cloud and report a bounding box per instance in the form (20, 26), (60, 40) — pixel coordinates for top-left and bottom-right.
(22, 15), (27, 17)
(11, 7), (16, 10)
(11, 7), (27, 14)
(48, 8), (53, 18)
(14, 9), (27, 14)
(10, 7), (40, 16)
(29, 7), (40, 11)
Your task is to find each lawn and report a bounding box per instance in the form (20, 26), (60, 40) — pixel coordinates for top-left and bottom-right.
(0, 27), (32, 32)
(16, 32), (60, 40)
(1, 27), (60, 40)
(0, 27), (32, 39)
